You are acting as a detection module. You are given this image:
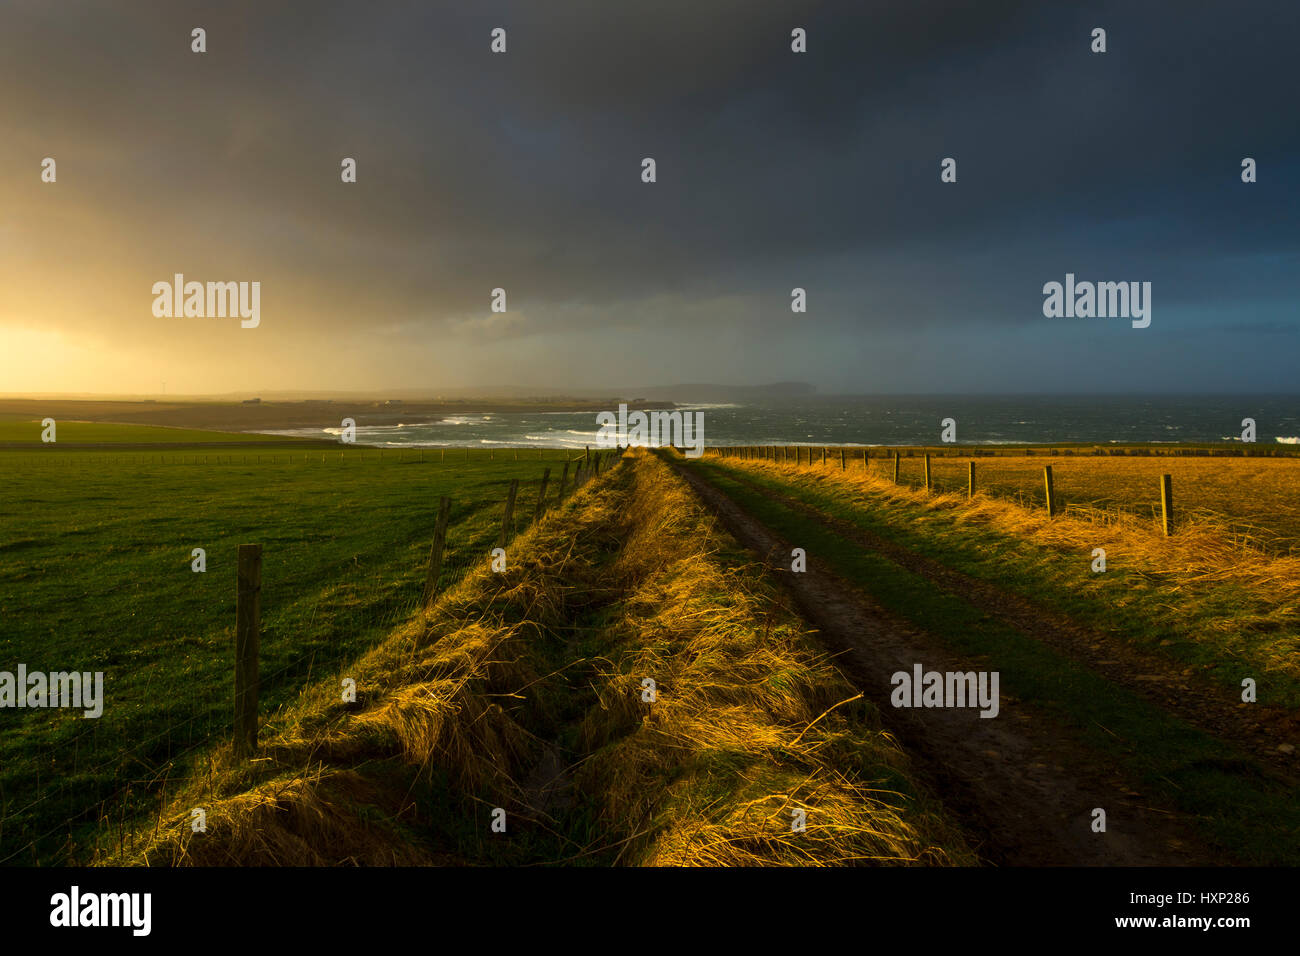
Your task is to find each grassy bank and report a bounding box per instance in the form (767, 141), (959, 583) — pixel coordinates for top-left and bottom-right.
(109, 450), (974, 867)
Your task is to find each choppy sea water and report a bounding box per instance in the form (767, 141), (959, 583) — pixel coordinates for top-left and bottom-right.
(258, 395), (1300, 449)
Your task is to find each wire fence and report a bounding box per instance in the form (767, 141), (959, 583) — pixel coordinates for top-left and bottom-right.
(0, 447), (615, 865)
(709, 444), (1300, 554)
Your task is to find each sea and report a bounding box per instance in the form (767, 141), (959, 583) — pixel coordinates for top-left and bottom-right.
(259, 395), (1300, 449)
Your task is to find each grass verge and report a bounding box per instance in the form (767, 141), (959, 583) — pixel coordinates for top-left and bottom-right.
(106, 450), (974, 866)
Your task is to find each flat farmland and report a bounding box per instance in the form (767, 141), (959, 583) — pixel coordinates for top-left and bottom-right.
(882, 452), (1300, 554)
(0, 444), (576, 862)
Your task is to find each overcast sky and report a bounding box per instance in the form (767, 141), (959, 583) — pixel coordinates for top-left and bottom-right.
(0, 0), (1296, 395)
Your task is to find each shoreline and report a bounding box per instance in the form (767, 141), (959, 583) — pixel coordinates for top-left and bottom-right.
(0, 397), (677, 434)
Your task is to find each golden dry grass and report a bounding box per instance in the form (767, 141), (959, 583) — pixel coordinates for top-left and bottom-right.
(575, 451), (975, 866)
(109, 479), (611, 866)
(106, 450), (974, 867)
(713, 451), (1300, 687)
(880, 453), (1300, 554)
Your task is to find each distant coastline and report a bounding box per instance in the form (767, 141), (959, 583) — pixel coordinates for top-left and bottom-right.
(0, 397), (676, 434)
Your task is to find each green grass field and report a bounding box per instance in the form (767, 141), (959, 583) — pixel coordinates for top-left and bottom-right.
(0, 421), (293, 444)
(0, 443), (584, 863)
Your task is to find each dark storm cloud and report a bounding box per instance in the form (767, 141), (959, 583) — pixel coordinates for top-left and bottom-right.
(0, 0), (1295, 392)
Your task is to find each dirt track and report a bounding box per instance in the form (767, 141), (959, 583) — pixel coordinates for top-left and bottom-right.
(667, 454), (1216, 865)
(708, 462), (1300, 784)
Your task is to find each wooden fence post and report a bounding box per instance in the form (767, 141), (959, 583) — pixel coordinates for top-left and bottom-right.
(821, 447), (827, 466)
(422, 497), (452, 608)
(968, 461), (975, 500)
(499, 479), (519, 548)
(893, 451), (900, 484)
(234, 544), (262, 758)
(535, 468), (551, 519)
(1043, 465), (1056, 517)
(840, 448), (846, 469)
(1160, 474), (1174, 536)
(924, 453), (932, 491)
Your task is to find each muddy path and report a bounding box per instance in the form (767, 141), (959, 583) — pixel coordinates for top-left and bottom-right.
(665, 454), (1216, 865)
(708, 461), (1300, 785)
